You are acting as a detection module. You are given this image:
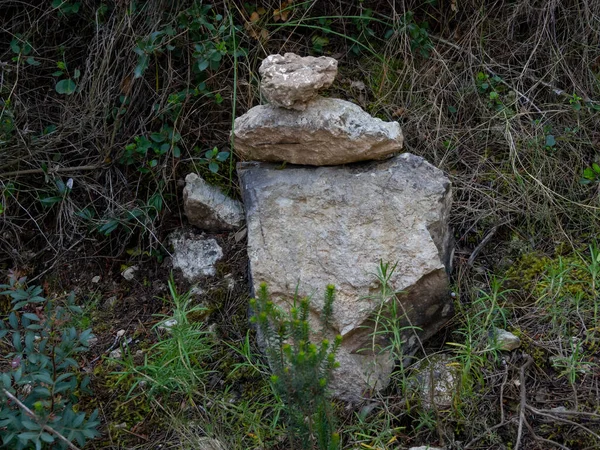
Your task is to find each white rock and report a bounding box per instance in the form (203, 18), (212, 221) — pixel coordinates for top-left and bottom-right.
(491, 328), (521, 351)
(259, 53), (338, 110)
(183, 174), (244, 231)
(109, 349), (122, 359)
(233, 97), (403, 166)
(158, 319), (178, 332)
(91, 275), (101, 283)
(238, 153), (453, 403)
(169, 230), (223, 281)
(121, 266), (137, 281)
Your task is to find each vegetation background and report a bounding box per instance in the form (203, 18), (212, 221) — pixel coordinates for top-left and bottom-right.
(1, 0), (600, 449)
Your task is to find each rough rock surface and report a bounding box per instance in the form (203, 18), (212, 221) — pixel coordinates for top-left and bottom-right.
(169, 230), (223, 281)
(183, 173), (244, 231)
(492, 328), (521, 351)
(233, 97), (403, 166)
(238, 153), (453, 402)
(259, 53), (338, 110)
(412, 354), (458, 409)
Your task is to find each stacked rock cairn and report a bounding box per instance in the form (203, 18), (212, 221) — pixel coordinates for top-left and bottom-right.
(233, 53), (454, 404)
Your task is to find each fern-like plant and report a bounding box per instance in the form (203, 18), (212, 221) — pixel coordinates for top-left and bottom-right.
(250, 282), (341, 450)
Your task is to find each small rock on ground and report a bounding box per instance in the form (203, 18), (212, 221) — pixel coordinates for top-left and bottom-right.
(491, 328), (521, 351)
(169, 230), (223, 281)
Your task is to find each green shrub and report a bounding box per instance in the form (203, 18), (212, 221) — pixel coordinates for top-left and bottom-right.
(250, 282), (341, 450)
(0, 272), (99, 449)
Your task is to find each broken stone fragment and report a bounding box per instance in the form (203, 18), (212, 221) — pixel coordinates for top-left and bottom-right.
(233, 97), (403, 166)
(491, 328), (521, 351)
(238, 153), (453, 403)
(259, 52), (338, 110)
(169, 230), (223, 282)
(183, 173), (244, 231)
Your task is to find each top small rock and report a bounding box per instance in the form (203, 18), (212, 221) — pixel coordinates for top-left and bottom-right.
(259, 53), (338, 110)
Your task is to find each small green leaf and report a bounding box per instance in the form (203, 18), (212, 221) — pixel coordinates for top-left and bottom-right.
(74, 68), (81, 79)
(39, 433), (54, 444)
(26, 57), (40, 66)
(40, 196), (63, 206)
(583, 167), (595, 179)
(55, 79), (76, 95)
(98, 220), (119, 235)
(545, 135), (556, 147)
(10, 39), (20, 54)
(208, 161), (219, 173)
(52, 70), (64, 77)
(172, 146), (181, 158)
(592, 163), (600, 173)
(216, 151), (229, 162)
(134, 54), (148, 78)
(197, 59), (209, 71)
(150, 133), (165, 143)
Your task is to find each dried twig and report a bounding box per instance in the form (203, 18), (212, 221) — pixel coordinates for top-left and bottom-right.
(0, 164), (105, 178)
(514, 355), (533, 450)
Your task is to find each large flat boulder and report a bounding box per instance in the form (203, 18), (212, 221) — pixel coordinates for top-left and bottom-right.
(233, 97), (403, 166)
(259, 53), (338, 110)
(238, 153), (453, 403)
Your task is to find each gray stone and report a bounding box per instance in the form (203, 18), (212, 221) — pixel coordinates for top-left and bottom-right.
(169, 230), (223, 281)
(183, 173), (244, 231)
(121, 265), (138, 281)
(491, 328), (521, 351)
(233, 97), (403, 166)
(238, 153), (453, 403)
(409, 446), (446, 450)
(412, 354), (458, 409)
(259, 53), (337, 110)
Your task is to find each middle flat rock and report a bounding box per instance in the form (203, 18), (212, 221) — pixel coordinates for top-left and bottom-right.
(233, 97), (403, 166)
(239, 153), (454, 403)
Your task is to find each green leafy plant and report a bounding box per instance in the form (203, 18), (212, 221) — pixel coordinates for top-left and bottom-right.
(0, 272), (99, 449)
(52, 62), (80, 95)
(447, 277), (511, 407)
(366, 261), (422, 392)
(196, 146), (230, 173)
(119, 124), (181, 172)
(52, 0), (81, 17)
(250, 282), (341, 450)
(580, 162), (600, 184)
(112, 276), (214, 400)
(402, 12), (433, 58)
(39, 177), (72, 207)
